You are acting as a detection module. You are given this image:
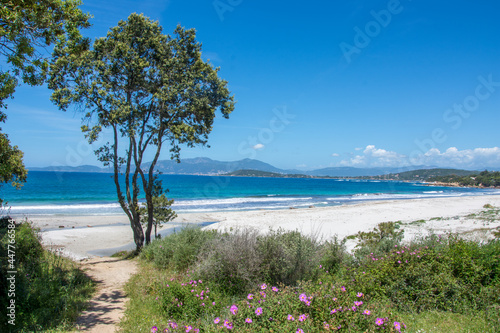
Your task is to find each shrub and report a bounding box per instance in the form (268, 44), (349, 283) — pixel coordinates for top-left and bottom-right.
(319, 235), (351, 274)
(0, 219), (94, 331)
(192, 228), (323, 296)
(351, 221), (404, 264)
(194, 228), (262, 295)
(146, 281), (407, 333)
(349, 234), (500, 313)
(140, 226), (217, 271)
(256, 228), (321, 286)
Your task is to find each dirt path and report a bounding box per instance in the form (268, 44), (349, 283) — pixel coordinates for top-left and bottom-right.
(74, 256), (138, 333)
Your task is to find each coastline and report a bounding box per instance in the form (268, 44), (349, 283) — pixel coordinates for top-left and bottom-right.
(28, 194), (500, 261)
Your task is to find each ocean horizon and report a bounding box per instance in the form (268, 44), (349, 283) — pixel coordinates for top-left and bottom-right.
(1, 171), (499, 216)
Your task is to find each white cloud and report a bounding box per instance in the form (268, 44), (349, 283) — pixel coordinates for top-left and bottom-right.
(338, 145), (500, 170)
(339, 145), (407, 168)
(252, 143), (265, 150)
(416, 147), (500, 169)
(331, 153), (340, 157)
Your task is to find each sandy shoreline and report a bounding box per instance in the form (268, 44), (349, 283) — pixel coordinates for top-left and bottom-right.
(25, 195), (500, 260)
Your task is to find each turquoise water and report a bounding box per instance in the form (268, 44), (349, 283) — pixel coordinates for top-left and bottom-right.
(1, 171), (499, 216)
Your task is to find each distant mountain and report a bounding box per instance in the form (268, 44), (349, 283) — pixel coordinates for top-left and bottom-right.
(28, 158), (478, 178)
(28, 165), (112, 173)
(226, 169), (312, 178)
(144, 157), (283, 174)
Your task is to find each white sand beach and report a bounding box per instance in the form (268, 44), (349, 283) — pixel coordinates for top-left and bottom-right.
(29, 195), (500, 260)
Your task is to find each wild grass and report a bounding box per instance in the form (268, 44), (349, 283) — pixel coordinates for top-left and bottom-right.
(0, 218), (95, 332)
(122, 208), (500, 333)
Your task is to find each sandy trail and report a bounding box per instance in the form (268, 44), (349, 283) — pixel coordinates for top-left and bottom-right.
(74, 256), (137, 333)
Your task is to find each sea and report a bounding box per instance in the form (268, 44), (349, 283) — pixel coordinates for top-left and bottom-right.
(1, 171), (499, 216)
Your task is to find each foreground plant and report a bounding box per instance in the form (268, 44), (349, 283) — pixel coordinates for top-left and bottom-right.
(148, 280), (406, 332)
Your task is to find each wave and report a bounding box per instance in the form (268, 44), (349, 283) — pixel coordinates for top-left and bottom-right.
(174, 196), (313, 207)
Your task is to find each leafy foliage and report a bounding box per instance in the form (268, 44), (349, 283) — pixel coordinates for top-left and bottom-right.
(0, 0), (91, 108)
(430, 170), (500, 187)
(0, 0), (90, 205)
(348, 221), (404, 264)
(0, 131), (26, 206)
(49, 13), (235, 250)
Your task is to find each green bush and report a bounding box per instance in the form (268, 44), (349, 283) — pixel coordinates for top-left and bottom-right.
(351, 221), (404, 264)
(319, 235), (352, 274)
(193, 228), (262, 295)
(349, 234), (500, 313)
(256, 228), (321, 286)
(192, 228), (321, 296)
(140, 226), (217, 271)
(0, 219), (94, 331)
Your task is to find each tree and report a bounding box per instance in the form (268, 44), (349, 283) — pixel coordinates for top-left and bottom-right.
(139, 177), (177, 239)
(49, 13), (235, 251)
(0, 0), (90, 202)
(0, 131), (26, 206)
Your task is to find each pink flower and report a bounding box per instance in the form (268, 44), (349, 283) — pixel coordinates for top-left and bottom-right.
(230, 304), (238, 315)
(331, 309), (337, 314)
(214, 317), (220, 324)
(255, 307), (263, 316)
(272, 286), (278, 292)
(356, 292), (363, 297)
(363, 309), (371, 315)
(223, 320), (233, 330)
(260, 283), (267, 290)
(245, 318), (252, 323)
(185, 325), (192, 332)
(287, 314), (295, 321)
(341, 286), (346, 292)
(247, 293), (254, 300)
(297, 329), (304, 333)
(375, 318), (384, 326)
(151, 326), (158, 333)
(298, 314), (307, 322)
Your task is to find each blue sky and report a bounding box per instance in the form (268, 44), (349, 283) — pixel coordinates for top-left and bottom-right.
(3, 0), (500, 171)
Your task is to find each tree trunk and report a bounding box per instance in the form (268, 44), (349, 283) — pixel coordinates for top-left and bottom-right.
(131, 214), (144, 251)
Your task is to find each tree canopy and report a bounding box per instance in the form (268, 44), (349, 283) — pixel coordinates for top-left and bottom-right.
(0, 0), (90, 204)
(49, 13), (235, 250)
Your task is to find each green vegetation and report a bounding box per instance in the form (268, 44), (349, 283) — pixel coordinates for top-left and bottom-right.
(429, 170), (500, 187)
(50, 13), (235, 250)
(226, 169), (312, 178)
(0, 0), (90, 206)
(0, 218), (94, 331)
(122, 213), (500, 332)
(363, 168), (477, 181)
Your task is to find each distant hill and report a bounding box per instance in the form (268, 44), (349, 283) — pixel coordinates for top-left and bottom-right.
(29, 158), (480, 179)
(364, 168), (477, 181)
(143, 157), (284, 175)
(28, 165), (112, 173)
(226, 169), (312, 178)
